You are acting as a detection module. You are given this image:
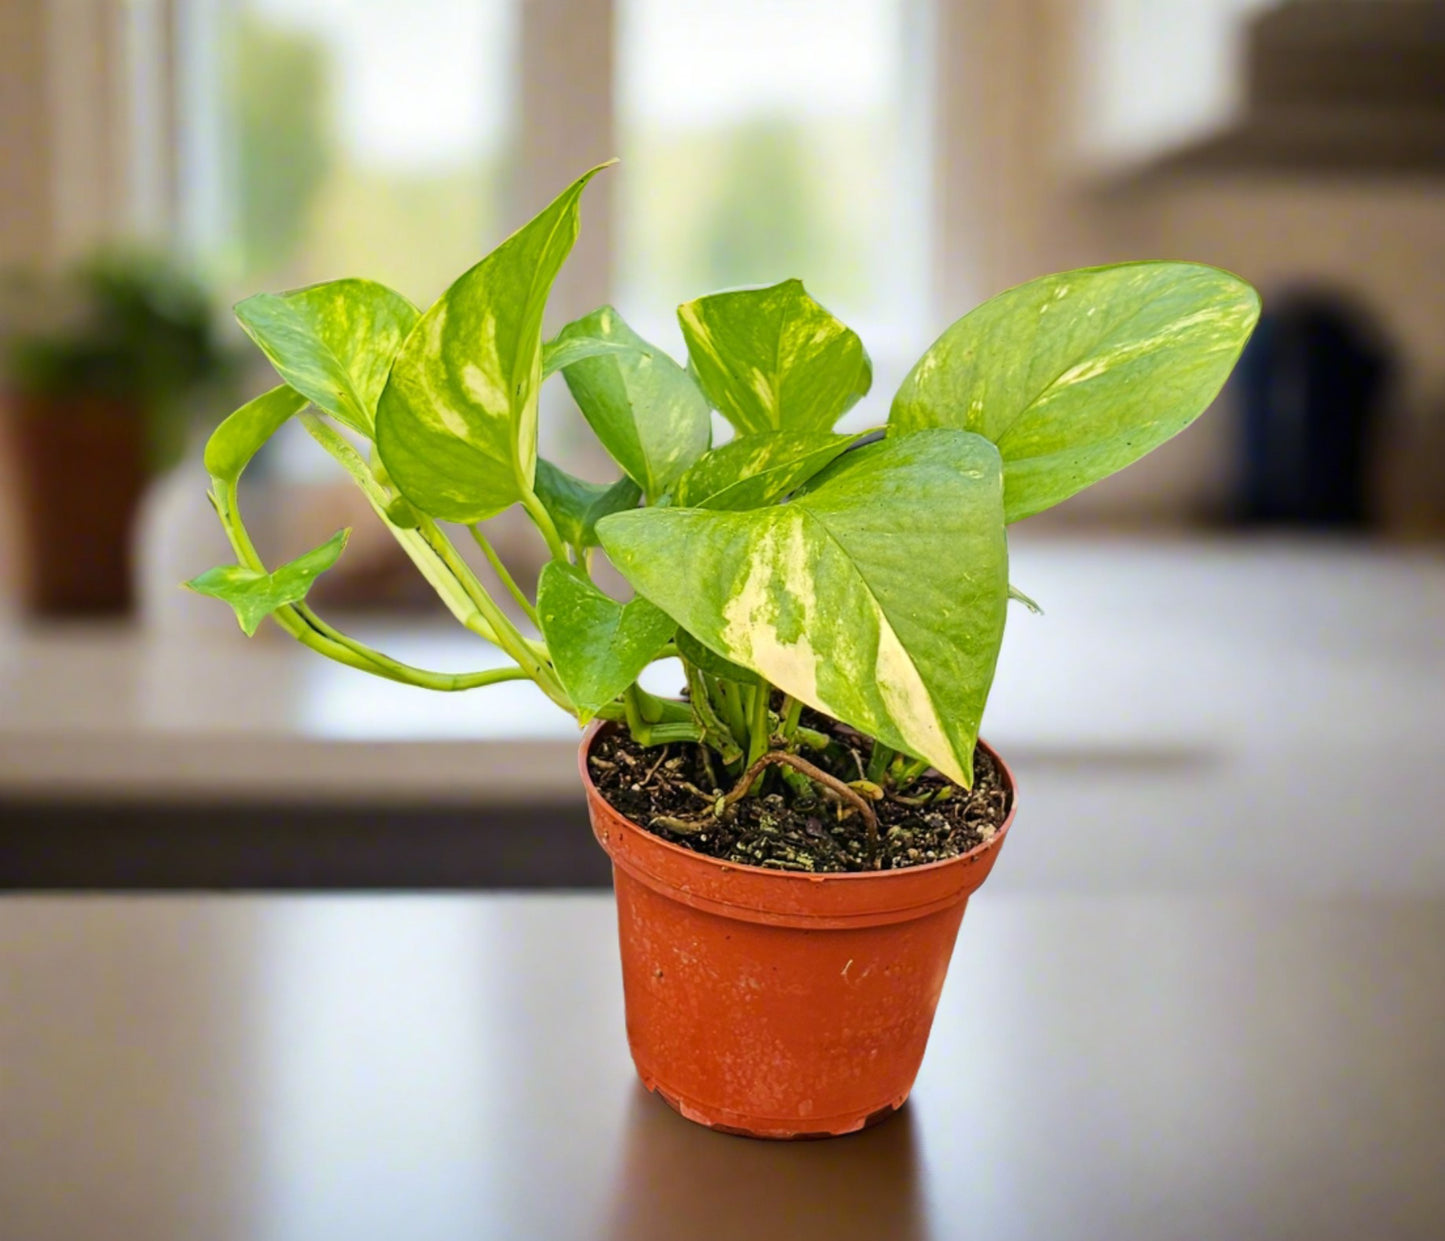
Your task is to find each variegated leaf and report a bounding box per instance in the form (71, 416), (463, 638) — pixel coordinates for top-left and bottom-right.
(890, 262), (1261, 522)
(678, 279), (872, 436)
(534, 458), (641, 552)
(374, 164), (611, 523)
(536, 562), (676, 723)
(599, 429), (1007, 786)
(234, 280), (419, 436)
(670, 430), (861, 510)
(185, 529), (349, 636)
(553, 306), (711, 500)
(203, 385), (309, 484)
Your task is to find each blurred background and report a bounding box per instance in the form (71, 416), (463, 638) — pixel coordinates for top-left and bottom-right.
(1, 0), (1442, 887)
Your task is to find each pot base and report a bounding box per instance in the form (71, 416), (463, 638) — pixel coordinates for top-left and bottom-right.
(649, 1079), (907, 1141)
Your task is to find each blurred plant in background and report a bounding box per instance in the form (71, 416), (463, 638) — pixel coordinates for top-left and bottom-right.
(0, 250), (241, 614)
(2, 250), (242, 470)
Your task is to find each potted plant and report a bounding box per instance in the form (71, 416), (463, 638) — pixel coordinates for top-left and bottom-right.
(185, 164), (1259, 1138)
(1, 250), (238, 614)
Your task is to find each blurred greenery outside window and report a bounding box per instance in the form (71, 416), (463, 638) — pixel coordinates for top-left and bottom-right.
(172, 0), (931, 604)
(217, 0), (517, 310)
(616, 0), (934, 426)
(190, 0), (930, 428)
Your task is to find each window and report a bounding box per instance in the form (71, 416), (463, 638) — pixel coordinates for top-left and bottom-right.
(1079, 0), (1280, 169)
(615, 0), (935, 421)
(179, 0), (518, 307)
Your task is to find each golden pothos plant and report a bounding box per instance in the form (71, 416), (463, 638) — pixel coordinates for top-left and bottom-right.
(189, 162), (1260, 815)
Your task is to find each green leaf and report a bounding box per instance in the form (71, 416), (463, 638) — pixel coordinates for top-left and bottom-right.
(374, 163), (612, 523)
(536, 562), (676, 723)
(670, 430), (861, 510)
(553, 306), (711, 499)
(234, 280), (420, 436)
(185, 529), (350, 637)
(599, 429), (1007, 786)
(676, 627), (759, 687)
(890, 262), (1261, 522)
(677, 279), (872, 436)
(203, 385), (308, 484)
(533, 459), (641, 552)
(541, 331), (641, 379)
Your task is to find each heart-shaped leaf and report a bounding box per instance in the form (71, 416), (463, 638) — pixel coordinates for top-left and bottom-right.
(553, 306), (711, 500)
(204, 385), (309, 484)
(678, 279), (872, 436)
(890, 262), (1261, 522)
(185, 529), (350, 636)
(536, 562), (676, 722)
(599, 429), (1007, 786)
(670, 430), (861, 510)
(375, 163), (611, 523)
(533, 459), (642, 552)
(234, 280), (420, 436)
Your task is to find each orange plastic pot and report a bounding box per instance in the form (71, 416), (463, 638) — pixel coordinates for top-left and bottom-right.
(582, 722), (1015, 1139)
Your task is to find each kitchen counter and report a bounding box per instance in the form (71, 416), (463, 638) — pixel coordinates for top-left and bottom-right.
(4, 890), (1443, 1240)
(3, 537), (1442, 891)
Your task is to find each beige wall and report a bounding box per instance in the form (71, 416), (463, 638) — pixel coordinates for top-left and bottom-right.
(0, 0), (138, 271)
(0, 0), (56, 268)
(930, 0), (1445, 532)
(1086, 178), (1445, 530)
(933, 0), (1087, 309)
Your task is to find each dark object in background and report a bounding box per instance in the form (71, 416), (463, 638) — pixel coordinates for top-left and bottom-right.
(0, 799), (605, 890)
(0, 251), (239, 615)
(0, 392), (147, 614)
(1233, 291), (1393, 527)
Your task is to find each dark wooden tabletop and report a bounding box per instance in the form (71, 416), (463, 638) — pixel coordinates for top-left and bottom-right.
(2, 892), (1443, 1241)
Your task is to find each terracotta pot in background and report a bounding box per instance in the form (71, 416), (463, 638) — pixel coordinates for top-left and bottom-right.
(0, 391), (148, 616)
(583, 723), (1015, 1139)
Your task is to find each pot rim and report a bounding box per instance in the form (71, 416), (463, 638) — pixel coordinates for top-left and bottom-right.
(580, 717), (1015, 887)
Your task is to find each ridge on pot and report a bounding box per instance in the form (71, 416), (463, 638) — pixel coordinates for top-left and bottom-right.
(582, 721), (1016, 1140)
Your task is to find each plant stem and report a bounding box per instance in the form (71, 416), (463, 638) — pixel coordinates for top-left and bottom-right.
(521, 487), (570, 563)
(684, 661), (743, 765)
(723, 750), (879, 865)
(211, 481), (525, 691)
(622, 684), (702, 746)
(716, 678), (748, 744)
(794, 725), (831, 752)
(892, 755), (932, 789)
(778, 694), (803, 742)
(415, 515), (569, 707)
(596, 700), (692, 730)
(622, 684), (649, 742)
(297, 411), (571, 709)
(746, 681), (771, 769)
(636, 684), (665, 724)
(296, 625), (531, 690)
(294, 412), (498, 643)
(469, 525), (539, 625)
(867, 741), (897, 785)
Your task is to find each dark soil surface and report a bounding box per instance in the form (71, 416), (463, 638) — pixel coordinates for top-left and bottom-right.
(588, 710), (1011, 873)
